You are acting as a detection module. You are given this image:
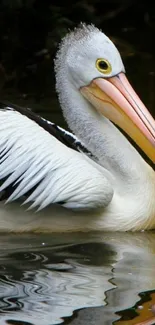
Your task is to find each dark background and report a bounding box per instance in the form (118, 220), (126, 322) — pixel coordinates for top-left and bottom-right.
(0, 0), (155, 127)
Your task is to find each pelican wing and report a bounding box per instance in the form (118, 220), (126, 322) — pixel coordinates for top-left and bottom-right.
(0, 101), (94, 155)
(0, 103), (113, 211)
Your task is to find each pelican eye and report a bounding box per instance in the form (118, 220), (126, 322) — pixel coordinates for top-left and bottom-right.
(96, 58), (112, 74)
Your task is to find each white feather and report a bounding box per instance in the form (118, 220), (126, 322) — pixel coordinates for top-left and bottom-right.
(0, 109), (113, 210)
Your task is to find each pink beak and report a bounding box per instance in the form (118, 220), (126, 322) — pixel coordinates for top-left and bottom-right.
(81, 72), (155, 163)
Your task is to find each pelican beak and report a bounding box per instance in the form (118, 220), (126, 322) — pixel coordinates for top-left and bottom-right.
(81, 73), (155, 163)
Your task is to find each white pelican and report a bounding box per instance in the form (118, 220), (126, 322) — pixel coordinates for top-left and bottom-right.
(0, 23), (155, 232)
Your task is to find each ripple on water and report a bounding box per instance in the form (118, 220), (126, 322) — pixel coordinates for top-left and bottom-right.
(0, 232), (154, 325)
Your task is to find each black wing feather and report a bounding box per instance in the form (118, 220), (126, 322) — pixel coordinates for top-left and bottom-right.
(0, 100), (93, 156)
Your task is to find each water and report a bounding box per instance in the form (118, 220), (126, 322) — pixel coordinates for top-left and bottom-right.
(0, 232), (155, 324)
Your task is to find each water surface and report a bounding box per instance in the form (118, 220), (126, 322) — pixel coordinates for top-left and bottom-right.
(0, 232), (155, 325)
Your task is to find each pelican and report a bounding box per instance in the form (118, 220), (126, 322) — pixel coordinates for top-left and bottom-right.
(0, 23), (155, 232)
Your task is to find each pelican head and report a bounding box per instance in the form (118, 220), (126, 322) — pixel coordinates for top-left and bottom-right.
(55, 23), (155, 163)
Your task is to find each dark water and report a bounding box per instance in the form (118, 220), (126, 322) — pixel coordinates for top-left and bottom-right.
(0, 232), (155, 325)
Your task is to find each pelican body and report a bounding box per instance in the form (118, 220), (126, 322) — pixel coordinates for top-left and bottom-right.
(0, 23), (154, 232)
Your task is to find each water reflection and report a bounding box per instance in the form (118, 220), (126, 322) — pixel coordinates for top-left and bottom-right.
(0, 232), (154, 324)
